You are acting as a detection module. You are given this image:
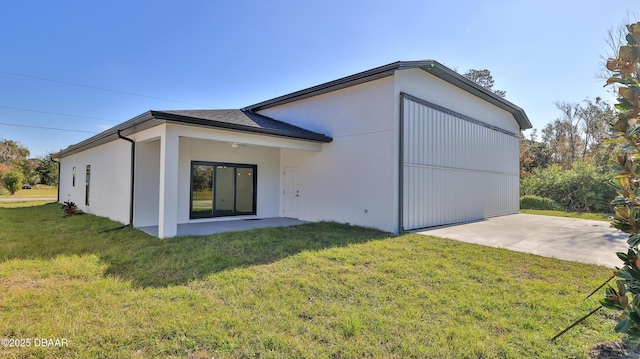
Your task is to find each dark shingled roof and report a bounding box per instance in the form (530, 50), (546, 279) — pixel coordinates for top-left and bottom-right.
(157, 109), (332, 142)
(53, 109), (332, 158)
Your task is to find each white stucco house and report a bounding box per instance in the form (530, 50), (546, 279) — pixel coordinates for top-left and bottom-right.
(53, 60), (531, 238)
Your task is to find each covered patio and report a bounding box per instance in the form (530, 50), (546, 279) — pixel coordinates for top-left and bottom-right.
(128, 109), (332, 238)
(137, 217), (306, 237)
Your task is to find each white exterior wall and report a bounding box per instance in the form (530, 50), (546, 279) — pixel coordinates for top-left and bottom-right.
(58, 139), (131, 224)
(133, 139), (160, 227)
(258, 77), (397, 233)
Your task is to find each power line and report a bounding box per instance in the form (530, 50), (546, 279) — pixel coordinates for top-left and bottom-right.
(0, 105), (119, 122)
(22, 144), (65, 149)
(0, 122), (98, 134)
(0, 69), (212, 108)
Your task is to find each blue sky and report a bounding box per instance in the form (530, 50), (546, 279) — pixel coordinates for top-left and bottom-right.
(0, 0), (635, 157)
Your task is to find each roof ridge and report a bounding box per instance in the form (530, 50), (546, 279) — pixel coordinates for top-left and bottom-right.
(244, 60), (531, 129)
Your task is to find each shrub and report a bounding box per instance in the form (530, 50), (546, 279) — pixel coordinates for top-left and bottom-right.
(520, 195), (560, 210)
(520, 160), (615, 212)
(61, 201), (78, 217)
(2, 171), (24, 195)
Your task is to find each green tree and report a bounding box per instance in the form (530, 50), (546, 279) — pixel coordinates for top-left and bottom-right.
(3, 171), (24, 195)
(578, 98), (618, 168)
(20, 158), (40, 185)
(463, 69), (506, 97)
(0, 139), (29, 167)
(0, 163), (9, 184)
(36, 154), (58, 186)
(0, 139), (32, 187)
(540, 99), (616, 169)
(542, 102), (583, 168)
(520, 130), (553, 177)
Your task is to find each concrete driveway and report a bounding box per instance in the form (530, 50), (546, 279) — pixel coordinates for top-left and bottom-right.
(413, 214), (629, 268)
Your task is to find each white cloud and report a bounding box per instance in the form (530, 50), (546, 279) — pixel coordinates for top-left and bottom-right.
(97, 124), (113, 131)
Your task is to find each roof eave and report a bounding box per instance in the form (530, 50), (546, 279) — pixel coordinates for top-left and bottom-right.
(245, 60), (532, 130)
(52, 111), (156, 158)
(52, 110), (332, 159)
(151, 111), (333, 143)
(244, 61), (412, 112)
(420, 62), (532, 130)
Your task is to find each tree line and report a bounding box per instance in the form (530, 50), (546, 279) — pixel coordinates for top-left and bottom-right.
(519, 98), (617, 212)
(459, 67), (617, 213)
(521, 98), (616, 174)
(0, 139), (58, 194)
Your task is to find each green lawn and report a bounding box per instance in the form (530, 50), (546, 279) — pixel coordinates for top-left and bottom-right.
(520, 209), (611, 221)
(0, 203), (621, 358)
(0, 185), (57, 198)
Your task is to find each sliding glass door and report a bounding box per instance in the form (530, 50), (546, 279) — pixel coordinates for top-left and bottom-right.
(190, 162), (257, 219)
(191, 164), (214, 217)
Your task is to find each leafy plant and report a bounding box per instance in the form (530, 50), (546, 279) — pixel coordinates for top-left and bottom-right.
(602, 21), (640, 346)
(520, 195), (560, 210)
(520, 160), (614, 212)
(2, 170), (24, 195)
(61, 200), (77, 217)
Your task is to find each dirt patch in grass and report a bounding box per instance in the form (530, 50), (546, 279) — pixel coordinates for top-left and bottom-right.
(188, 351), (214, 359)
(0, 272), (45, 290)
(589, 340), (640, 359)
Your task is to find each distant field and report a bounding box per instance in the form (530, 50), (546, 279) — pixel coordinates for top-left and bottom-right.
(0, 185), (57, 198)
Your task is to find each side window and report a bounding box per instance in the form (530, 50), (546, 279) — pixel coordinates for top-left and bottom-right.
(72, 167), (76, 187)
(85, 165), (91, 206)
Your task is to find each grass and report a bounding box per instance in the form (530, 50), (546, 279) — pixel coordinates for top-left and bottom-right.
(521, 209), (612, 221)
(0, 200), (54, 208)
(0, 202), (622, 358)
(0, 185), (57, 198)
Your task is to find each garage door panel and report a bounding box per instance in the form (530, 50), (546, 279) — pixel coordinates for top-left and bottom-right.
(401, 93), (519, 230)
(404, 166), (512, 228)
(404, 105), (514, 173)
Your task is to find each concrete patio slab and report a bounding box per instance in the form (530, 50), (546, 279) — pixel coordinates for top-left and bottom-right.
(138, 217), (306, 237)
(413, 214), (628, 268)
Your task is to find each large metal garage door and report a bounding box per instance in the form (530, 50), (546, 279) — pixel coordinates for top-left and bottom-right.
(401, 93), (520, 230)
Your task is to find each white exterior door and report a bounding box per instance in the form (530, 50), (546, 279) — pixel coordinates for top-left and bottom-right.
(283, 167), (299, 218)
(401, 93), (520, 230)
